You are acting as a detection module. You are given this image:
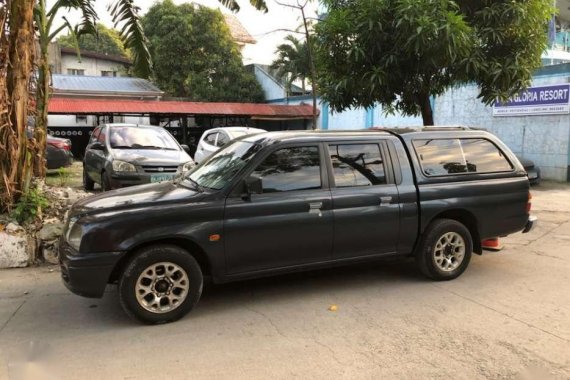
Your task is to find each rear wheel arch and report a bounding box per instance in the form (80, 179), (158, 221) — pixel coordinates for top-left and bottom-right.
(109, 238), (212, 284)
(426, 209), (481, 254)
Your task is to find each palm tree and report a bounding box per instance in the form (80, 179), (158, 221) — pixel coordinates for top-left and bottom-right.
(271, 35), (311, 94)
(33, 0), (152, 177)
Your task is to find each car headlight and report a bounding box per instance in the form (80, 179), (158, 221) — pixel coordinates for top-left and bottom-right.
(182, 161), (195, 172)
(112, 160), (136, 172)
(65, 216), (84, 251)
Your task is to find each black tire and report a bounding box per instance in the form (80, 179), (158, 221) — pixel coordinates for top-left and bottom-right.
(119, 244), (203, 324)
(416, 219), (473, 281)
(83, 166), (94, 191)
(101, 172), (111, 191)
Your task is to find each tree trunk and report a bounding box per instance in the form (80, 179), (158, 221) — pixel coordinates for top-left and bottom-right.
(0, 0), (36, 211)
(300, 5), (318, 130)
(35, 41), (50, 177)
(418, 93), (434, 126)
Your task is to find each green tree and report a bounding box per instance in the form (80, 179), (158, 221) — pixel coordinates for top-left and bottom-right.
(316, 0), (554, 125)
(58, 23), (128, 57)
(143, 0), (264, 102)
(2, 0), (268, 211)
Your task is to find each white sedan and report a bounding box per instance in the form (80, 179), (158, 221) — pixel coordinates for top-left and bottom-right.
(194, 126), (266, 163)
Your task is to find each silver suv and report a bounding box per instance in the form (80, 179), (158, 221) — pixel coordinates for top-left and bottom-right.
(83, 124), (194, 191)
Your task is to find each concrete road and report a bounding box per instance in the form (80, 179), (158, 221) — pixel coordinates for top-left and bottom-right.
(1, 183), (569, 380)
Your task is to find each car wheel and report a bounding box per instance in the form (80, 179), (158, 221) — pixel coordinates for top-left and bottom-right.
(101, 172), (111, 191)
(83, 166), (94, 191)
(416, 219), (472, 281)
(119, 244), (203, 324)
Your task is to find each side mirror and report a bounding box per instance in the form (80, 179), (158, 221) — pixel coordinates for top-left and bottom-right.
(242, 175), (262, 200)
(181, 144), (191, 153)
(90, 142), (105, 150)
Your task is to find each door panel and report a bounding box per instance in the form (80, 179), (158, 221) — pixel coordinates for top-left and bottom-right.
(328, 142), (401, 258)
(85, 127), (101, 181)
(223, 144), (333, 274)
(92, 127), (108, 179)
(224, 190), (333, 273)
(332, 185), (400, 257)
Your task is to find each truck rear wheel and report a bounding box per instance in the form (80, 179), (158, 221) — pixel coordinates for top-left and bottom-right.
(416, 219), (472, 281)
(119, 244), (203, 324)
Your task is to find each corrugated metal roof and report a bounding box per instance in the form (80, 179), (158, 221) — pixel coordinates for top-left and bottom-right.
(59, 47), (131, 65)
(52, 75), (163, 95)
(48, 97), (317, 118)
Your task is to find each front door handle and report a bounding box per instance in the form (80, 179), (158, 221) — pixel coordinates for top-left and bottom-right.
(379, 196), (392, 206)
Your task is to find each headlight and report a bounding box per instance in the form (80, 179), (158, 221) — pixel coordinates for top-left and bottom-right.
(112, 160), (136, 172)
(65, 217), (84, 251)
(182, 161), (195, 172)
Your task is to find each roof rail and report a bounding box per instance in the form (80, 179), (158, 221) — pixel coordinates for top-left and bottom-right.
(421, 126), (471, 131)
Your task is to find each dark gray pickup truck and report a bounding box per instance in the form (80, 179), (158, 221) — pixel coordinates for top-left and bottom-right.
(59, 128), (536, 324)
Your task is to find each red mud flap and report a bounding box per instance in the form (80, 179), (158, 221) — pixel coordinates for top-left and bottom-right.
(482, 238), (504, 252)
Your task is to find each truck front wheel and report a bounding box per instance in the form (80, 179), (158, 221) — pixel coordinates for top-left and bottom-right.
(416, 219), (473, 281)
(119, 245), (203, 324)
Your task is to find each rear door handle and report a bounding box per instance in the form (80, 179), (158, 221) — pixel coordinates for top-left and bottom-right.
(309, 201), (323, 210)
(379, 196), (392, 206)
(308, 201), (323, 216)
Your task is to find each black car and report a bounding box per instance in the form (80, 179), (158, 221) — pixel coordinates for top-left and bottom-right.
(83, 124), (194, 191)
(60, 128), (535, 324)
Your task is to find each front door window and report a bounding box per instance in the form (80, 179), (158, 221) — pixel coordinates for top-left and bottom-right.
(251, 146), (321, 193)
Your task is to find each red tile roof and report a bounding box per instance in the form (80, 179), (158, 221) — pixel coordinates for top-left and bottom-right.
(48, 97), (317, 119)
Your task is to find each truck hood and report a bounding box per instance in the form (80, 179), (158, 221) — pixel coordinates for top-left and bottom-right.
(71, 181), (200, 216)
(112, 148), (191, 164)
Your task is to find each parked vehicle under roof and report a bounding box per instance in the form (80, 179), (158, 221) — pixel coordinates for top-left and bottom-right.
(82, 123), (194, 191)
(194, 126), (266, 164)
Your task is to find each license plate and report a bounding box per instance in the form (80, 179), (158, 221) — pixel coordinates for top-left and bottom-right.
(150, 174), (175, 183)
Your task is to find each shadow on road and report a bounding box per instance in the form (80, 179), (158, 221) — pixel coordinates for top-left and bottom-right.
(37, 257), (425, 331)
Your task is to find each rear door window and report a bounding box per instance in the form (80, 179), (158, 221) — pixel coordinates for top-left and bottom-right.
(216, 132), (229, 147)
(328, 143), (387, 187)
(204, 132), (218, 146)
(97, 127), (107, 144)
(90, 127), (100, 143)
(413, 138), (512, 176)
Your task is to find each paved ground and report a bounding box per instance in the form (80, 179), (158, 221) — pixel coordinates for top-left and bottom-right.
(1, 183), (569, 380)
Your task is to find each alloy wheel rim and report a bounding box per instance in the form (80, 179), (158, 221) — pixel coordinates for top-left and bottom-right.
(433, 232), (465, 272)
(135, 262), (189, 314)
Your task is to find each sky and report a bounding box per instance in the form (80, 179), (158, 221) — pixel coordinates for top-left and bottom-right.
(49, 0), (319, 65)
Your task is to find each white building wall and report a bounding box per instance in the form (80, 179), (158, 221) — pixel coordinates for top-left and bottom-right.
(434, 76), (570, 181)
(48, 114), (150, 129)
(328, 107), (366, 130)
(372, 106), (423, 127)
(60, 55), (127, 77)
(253, 66), (287, 101)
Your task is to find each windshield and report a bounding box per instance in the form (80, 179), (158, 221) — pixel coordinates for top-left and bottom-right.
(109, 126), (179, 150)
(185, 140), (261, 190)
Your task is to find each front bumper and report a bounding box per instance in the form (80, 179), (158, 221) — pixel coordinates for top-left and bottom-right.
(522, 215), (537, 234)
(109, 172), (178, 189)
(58, 238), (125, 298)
